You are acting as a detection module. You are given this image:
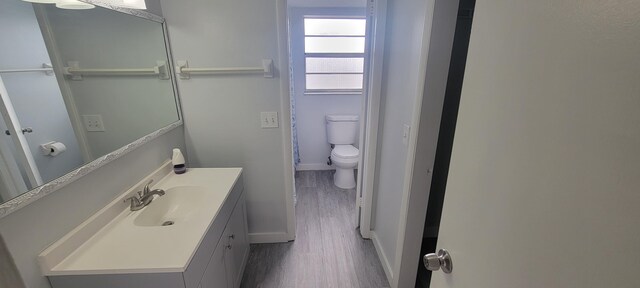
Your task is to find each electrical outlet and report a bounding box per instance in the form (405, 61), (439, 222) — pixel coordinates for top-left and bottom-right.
(83, 114), (105, 132)
(261, 112), (279, 128)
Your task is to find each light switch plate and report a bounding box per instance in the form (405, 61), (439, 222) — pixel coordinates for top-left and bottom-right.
(402, 124), (411, 145)
(261, 112), (279, 128)
(83, 114), (105, 132)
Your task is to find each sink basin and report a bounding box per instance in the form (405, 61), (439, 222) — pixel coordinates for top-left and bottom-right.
(134, 186), (208, 227)
(38, 168), (243, 276)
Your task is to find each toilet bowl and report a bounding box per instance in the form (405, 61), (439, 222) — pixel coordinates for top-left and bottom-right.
(331, 145), (359, 189)
(326, 114), (360, 189)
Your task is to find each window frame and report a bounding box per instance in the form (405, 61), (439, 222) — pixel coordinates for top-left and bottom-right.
(302, 16), (366, 95)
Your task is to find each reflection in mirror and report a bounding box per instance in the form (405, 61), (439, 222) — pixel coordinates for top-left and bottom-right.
(0, 1), (179, 204)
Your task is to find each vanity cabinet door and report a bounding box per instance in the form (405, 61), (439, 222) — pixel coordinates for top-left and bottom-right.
(225, 194), (250, 288)
(199, 238), (229, 288)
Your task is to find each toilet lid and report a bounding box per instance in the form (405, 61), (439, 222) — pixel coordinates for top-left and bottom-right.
(332, 145), (359, 159)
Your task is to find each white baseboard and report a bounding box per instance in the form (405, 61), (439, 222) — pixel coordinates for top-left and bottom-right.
(295, 163), (334, 171)
(248, 232), (290, 244)
(371, 231), (394, 285)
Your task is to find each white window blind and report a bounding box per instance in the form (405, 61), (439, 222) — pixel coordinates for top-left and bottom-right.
(304, 18), (366, 93)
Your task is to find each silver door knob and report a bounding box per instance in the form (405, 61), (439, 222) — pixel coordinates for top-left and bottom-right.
(423, 249), (453, 273)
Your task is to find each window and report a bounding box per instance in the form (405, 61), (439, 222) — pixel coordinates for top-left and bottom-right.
(303, 18), (366, 94)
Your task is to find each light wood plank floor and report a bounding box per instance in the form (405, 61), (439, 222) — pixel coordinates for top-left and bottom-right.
(240, 170), (389, 288)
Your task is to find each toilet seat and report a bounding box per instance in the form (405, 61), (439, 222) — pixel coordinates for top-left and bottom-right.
(331, 145), (359, 160)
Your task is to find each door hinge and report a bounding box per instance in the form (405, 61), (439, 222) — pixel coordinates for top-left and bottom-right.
(357, 197), (363, 208)
(368, 0), (375, 16)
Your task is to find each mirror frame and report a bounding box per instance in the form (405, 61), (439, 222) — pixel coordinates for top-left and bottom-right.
(0, 1), (183, 219)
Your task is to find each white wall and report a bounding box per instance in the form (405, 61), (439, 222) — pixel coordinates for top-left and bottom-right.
(44, 5), (179, 159)
(370, 0), (432, 282)
(289, 7), (363, 171)
(0, 126), (185, 288)
(160, 0), (291, 241)
(0, 0), (84, 187)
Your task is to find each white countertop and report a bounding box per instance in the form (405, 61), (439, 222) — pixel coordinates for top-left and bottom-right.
(38, 167), (242, 276)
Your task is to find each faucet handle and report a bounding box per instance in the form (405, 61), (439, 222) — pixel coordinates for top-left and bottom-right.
(124, 195), (141, 204)
(143, 179), (154, 194)
(124, 195), (144, 211)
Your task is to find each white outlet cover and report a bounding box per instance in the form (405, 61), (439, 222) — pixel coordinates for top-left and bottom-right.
(83, 115), (105, 132)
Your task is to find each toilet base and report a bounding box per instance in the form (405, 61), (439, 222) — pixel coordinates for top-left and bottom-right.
(334, 168), (356, 189)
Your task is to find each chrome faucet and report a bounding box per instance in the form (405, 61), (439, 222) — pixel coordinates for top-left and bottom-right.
(124, 179), (166, 211)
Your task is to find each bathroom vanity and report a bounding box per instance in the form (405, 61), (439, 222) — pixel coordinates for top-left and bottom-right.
(38, 164), (249, 288)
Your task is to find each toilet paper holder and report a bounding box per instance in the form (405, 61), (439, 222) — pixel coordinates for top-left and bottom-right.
(40, 141), (67, 157)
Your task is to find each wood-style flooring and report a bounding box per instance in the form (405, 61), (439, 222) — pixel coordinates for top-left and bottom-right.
(240, 170), (389, 288)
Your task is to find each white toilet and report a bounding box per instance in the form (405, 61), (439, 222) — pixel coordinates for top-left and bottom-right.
(326, 115), (359, 189)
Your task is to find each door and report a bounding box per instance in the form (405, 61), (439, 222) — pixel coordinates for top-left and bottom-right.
(428, 0), (640, 287)
(199, 236), (229, 288)
(0, 77), (42, 189)
(226, 194), (249, 288)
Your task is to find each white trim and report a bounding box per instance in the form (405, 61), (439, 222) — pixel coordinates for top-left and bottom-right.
(355, 0), (372, 231)
(359, 0), (387, 239)
(81, 0), (165, 23)
(277, 0), (297, 242)
(371, 231), (394, 284)
(295, 163), (334, 171)
(388, 0), (440, 285)
(248, 232), (291, 244)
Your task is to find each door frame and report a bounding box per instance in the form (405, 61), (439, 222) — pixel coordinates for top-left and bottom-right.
(0, 122), (28, 201)
(0, 76), (43, 188)
(393, 0), (460, 287)
(358, 0), (387, 238)
(277, 0), (388, 241)
(276, 0), (297, 242)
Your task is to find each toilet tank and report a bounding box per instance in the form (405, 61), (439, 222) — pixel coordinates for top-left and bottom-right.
(326, 115), (359, 145)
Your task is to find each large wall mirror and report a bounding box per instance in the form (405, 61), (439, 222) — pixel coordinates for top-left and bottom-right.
(0, 1), (180, 208)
